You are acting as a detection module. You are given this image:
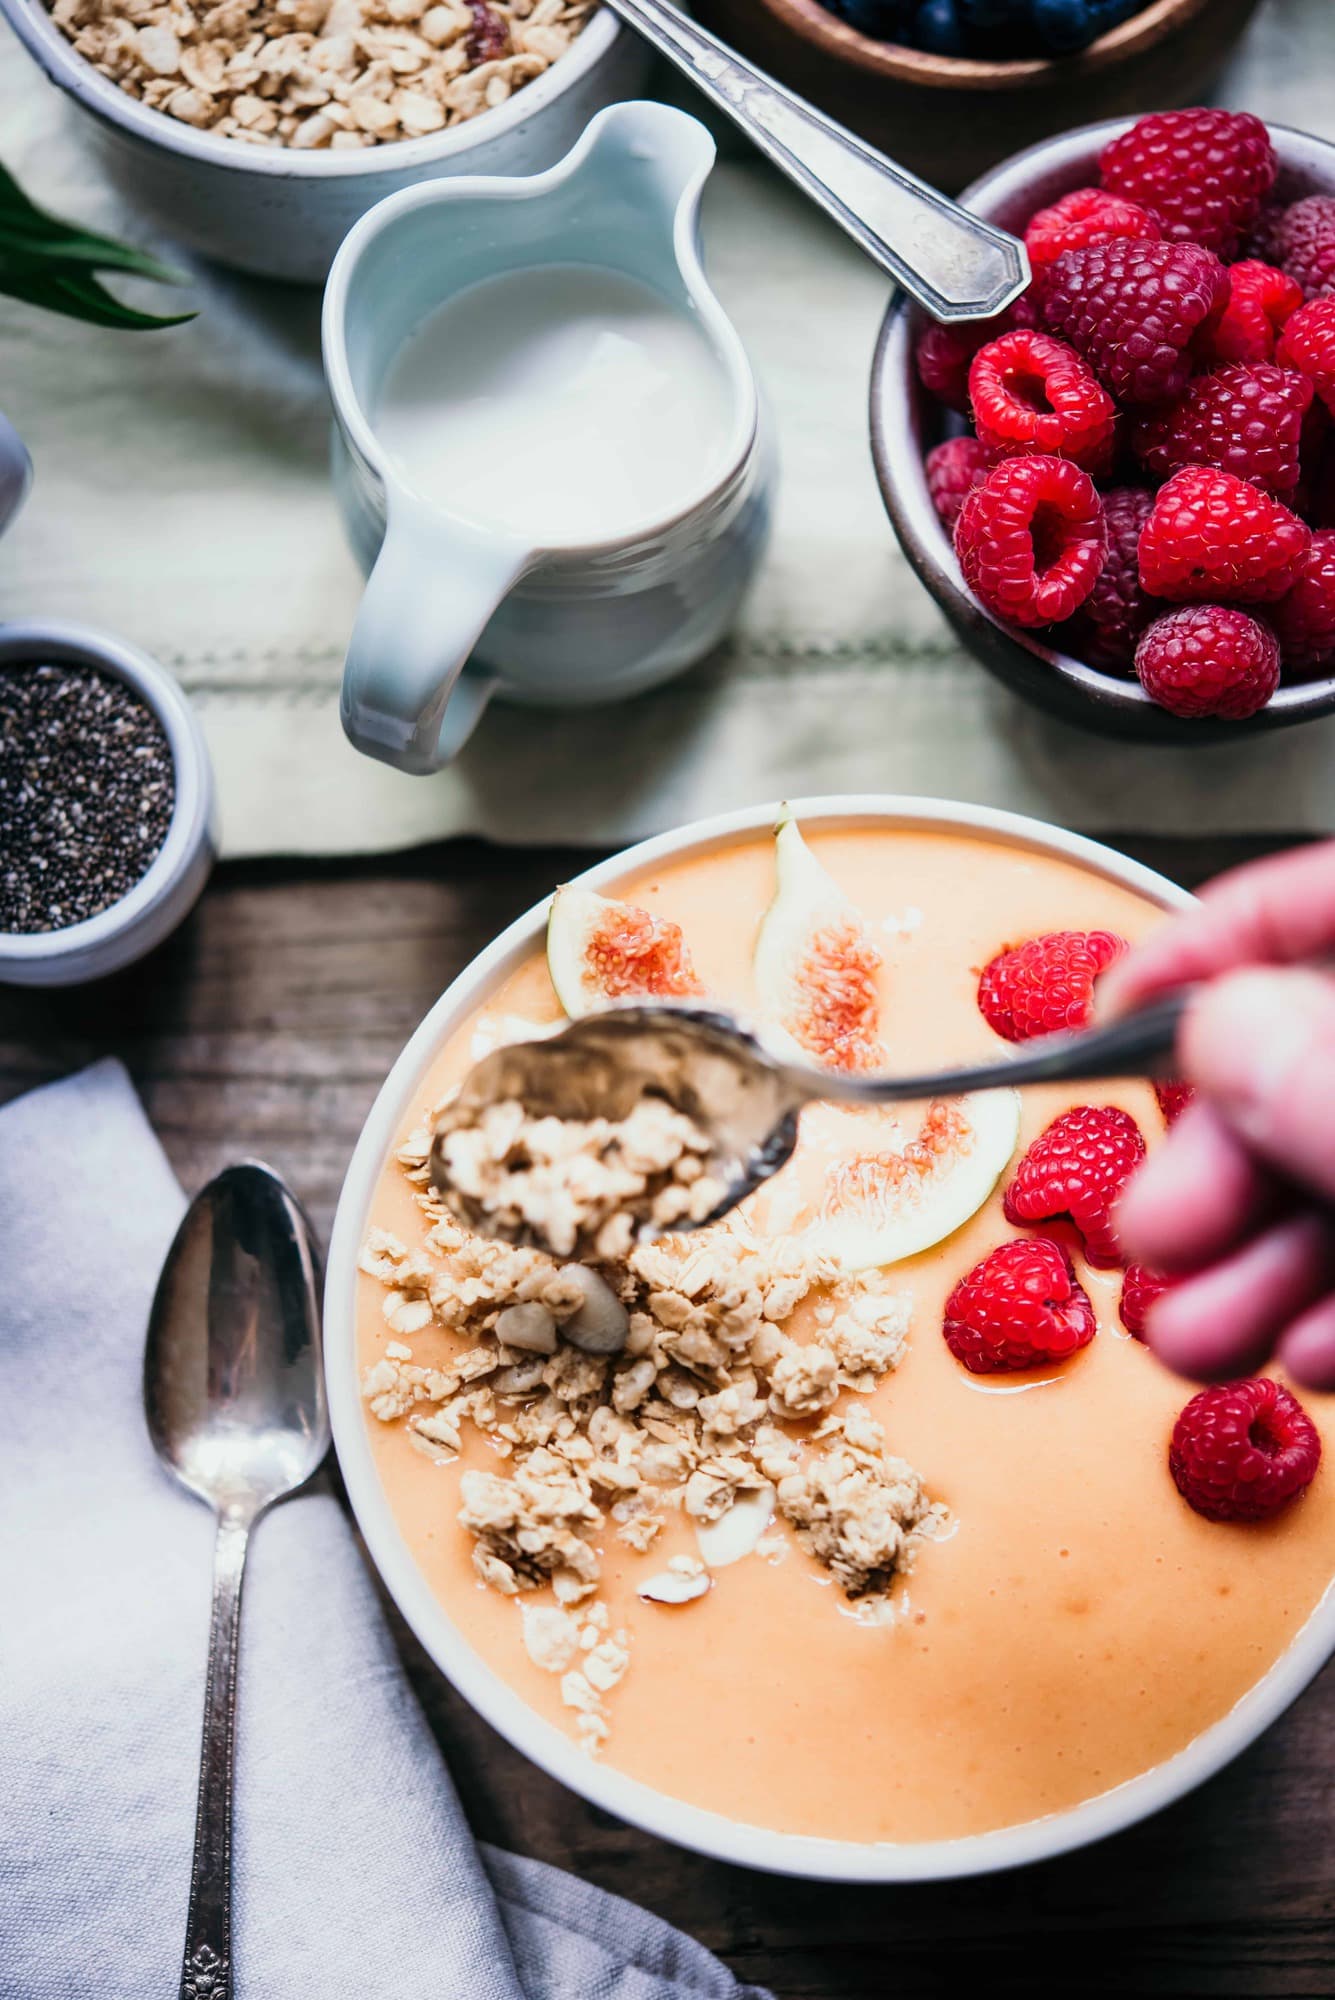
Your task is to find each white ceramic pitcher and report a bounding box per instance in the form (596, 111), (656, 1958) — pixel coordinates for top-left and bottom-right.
(323, 100), (772, 775)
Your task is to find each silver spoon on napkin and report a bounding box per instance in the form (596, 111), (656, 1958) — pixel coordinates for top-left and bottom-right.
(144, 1164), (327, 2000)
(603, 0), (1029, 319)
(433, 995), (1186, 1242)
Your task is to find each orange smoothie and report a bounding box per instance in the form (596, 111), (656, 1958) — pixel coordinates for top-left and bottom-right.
(356, 824), (1335, 1844)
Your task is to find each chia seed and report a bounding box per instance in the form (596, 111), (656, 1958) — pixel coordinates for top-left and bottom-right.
(0, 663), (175, 934)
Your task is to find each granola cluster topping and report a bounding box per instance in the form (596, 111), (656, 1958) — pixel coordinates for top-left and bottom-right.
(49, 0), (593, 149)
(431, 1095), (728, 1261)
(361, 1103), (946, 1753)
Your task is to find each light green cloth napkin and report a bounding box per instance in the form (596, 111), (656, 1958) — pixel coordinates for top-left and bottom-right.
(0, 0), (1330, 856)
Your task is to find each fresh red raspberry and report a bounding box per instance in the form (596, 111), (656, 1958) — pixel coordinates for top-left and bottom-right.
(1138, 466), (1311, 605)
(1099, 109), (1278, 256)
(944, 1237), (1097, 1375)
(1206, 260), (1305, 365)
(1039, 240), (1229, 407)
(978, 929), (1127, 1043)
(914, 292), (1040, 414)
(954, 454), (1106, 629)
(1024, 186), (1161, 277)
(1135, 605), (1280, 720)
(968, 330), (1117, 473)
(1120, 1263), (1172, 1340)
(1270, 531), (1335, 676)
(1002, 1104), (1146, 1267)
(1277, 297), (1335, 415)
(1064, 486), (1156, 671)
(1277, 195), (1335, 300)
(1155, 1079), (1195, 1124)
(1170, 1378), (1322, 1523)
(925, 435), (989, 535)
(1131, 363), (1313, 498)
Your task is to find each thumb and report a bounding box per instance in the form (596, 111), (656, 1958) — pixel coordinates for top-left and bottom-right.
(1182, 967), (1335, 1203)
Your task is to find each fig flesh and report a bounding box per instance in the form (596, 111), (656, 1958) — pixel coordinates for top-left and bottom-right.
(753, 816), (886, 1071)
(546, 885), (702, 1019)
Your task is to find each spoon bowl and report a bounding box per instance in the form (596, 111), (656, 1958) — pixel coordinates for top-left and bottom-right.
(145, 1162), (328, 1522)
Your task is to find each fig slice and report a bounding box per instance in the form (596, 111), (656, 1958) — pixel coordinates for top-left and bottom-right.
(753, 815), (887, 1071)
(806, 1089), (1021, 1274)
(546, 885), (703, 1019)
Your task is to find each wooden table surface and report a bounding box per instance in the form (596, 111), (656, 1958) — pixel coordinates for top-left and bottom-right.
(5, 832), (1333, 1999)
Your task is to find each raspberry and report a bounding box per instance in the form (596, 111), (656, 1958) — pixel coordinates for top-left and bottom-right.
(1277, 297), (1335, 415)
(1099, 109), (1277, 256)
(1120, 1263), (1172, 1340)
(1270, 531), (1335, 676)
(1002, 1103), (1146, 1267)
(1024, 186), (1161, 277)
(1138, 466), (1310, 605)
(1206, 260), (1305, 365)
(954, 454), (1106, 629)
(915, 292), (1040, 414)
(1039, 240), (1229, 406)
(1135, 605), (1280, 720)
(968, 330), (1117, 473)
(1131, 363), (1313, 498)
(1154, 1079), (1195, 1124)
(944, 1237), (1097, 1375)
(978, 929), (1127, 1043)
(1243, 202), (1289, 267)
(1063, 486), (1156, 671)
(1277, 195), (1335, 300)
(926, 435), (989, 535)
(1169, 1378), (1321, 1523)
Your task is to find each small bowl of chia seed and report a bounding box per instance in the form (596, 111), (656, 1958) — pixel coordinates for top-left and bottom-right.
(0, 622), (215, 986)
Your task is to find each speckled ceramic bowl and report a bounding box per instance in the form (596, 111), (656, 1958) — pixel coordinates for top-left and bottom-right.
(0, 0), (649, 281)
(870, 117), (1335, 745)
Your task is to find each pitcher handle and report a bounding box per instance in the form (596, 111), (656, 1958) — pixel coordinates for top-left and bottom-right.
(341, 495), (527, 774)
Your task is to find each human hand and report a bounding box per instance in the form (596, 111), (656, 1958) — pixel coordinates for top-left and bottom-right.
(1103, 840), (1335, 1391)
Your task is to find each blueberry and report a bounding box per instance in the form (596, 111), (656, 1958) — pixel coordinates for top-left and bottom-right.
(1031, 0), (1100, 53)
(959, 0), (1023, 24)
(824, 0), (912, 38)
(916, 0), (967, 53)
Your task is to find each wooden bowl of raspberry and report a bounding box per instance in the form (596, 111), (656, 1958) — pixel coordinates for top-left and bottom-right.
(869, 109), (1335, 743)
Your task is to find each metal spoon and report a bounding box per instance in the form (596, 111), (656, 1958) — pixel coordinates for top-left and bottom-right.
(603, 0), (1029, 319)
(144, 1163), (327, 2000)
(434, 994), (1186, 1239)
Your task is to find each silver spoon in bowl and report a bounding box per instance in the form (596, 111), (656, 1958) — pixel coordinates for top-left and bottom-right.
(432, 994), (1186, 1242)
(144, 1163), (327, 2000)
(602, 0), (1030, 321)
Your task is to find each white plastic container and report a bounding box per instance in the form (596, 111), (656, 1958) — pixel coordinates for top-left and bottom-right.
(0, 623), (216, 987)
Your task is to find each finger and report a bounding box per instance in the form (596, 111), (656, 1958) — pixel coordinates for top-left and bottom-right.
(1117, 1097), (1282, 1274)
(1276, 1295), (1335, 1393)
(1180, 967), (1335, 1203)
(1102, 838), (1335, 1017)
(1144, 1210), (1335, 1382)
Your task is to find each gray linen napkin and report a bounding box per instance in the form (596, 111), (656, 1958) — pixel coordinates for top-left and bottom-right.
(0, 1061), (770, 2000)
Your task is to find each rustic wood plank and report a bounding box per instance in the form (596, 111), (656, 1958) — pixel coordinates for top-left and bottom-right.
(2, 832), (1330, 1997)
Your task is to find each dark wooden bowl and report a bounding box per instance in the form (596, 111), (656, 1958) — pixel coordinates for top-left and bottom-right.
(869, 118), (1335, 747)
(692, 0), (1265, 194)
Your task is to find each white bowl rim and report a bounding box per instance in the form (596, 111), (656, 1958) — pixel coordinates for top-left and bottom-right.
(0, 619), (213, 964)
(0, 0), (622, 180)
(869, 116), (1335, 720)
(325, 792), (1335, 1883)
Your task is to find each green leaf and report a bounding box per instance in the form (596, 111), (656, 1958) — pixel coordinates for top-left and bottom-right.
(0, 260), (195, 331)
(0, 159), (195, 329)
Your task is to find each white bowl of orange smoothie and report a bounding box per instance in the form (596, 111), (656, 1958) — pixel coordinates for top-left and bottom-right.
(325, 797), (1335, 1881)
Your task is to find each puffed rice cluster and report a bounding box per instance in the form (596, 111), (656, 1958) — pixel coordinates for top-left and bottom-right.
(48, 0), (593, 149)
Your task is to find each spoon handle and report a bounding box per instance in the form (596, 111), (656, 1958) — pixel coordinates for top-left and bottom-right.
(178, 1512), (249, 2000)
(809, 992), (1189, 1108)
(603, 0), (1029, 319)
